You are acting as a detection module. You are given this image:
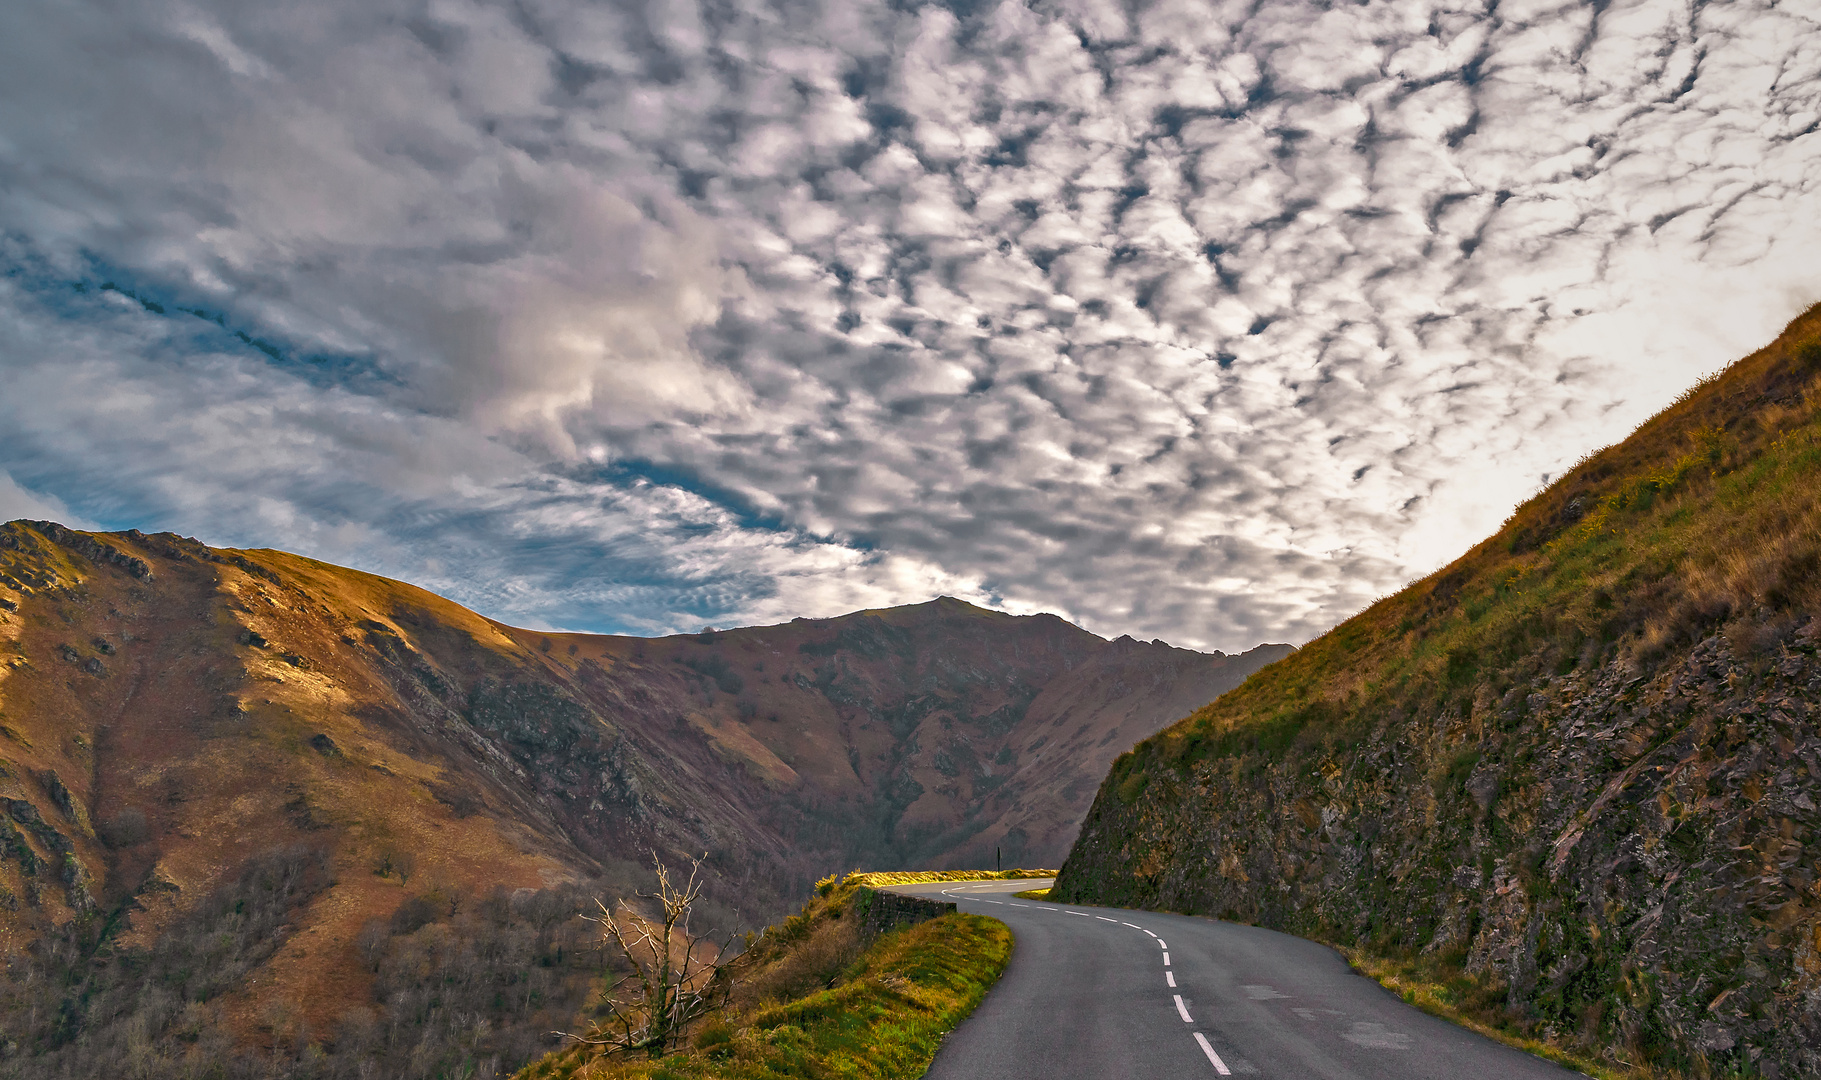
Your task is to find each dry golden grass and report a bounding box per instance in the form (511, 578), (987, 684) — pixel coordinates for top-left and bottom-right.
(731, 913), (864, 1009)
(830, 868), (1057, 890)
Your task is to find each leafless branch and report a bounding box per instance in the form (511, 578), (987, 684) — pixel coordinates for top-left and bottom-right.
(555, 852), (734, 1059)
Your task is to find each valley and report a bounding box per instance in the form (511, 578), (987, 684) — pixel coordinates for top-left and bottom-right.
(11, 311), (1819, 1079)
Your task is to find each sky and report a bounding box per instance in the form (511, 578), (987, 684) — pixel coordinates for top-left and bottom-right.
(1, 0), (1818, 652)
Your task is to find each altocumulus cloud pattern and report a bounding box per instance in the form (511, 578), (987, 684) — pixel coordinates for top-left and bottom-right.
(1, 0), (1818, 649)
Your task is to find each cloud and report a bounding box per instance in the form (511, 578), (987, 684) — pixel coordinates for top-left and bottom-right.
(2, 0), (1819, 651)
(0, 0), (736, 452)
(0, 267), (988, 635)
(0, 469), (90, 529)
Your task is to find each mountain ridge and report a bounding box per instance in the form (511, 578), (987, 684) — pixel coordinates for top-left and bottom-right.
(0, 524), (1286, 1076)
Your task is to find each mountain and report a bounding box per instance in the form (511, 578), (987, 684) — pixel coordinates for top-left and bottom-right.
(1056, 305), (1821, 1075)
(0, 524), (1285, 1077)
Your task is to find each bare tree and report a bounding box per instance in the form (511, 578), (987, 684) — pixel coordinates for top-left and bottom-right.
(560, 853), (733, 1059)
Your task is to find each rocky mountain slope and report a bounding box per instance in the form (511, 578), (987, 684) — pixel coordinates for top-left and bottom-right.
(1056, 305), (1821, 1077)
(0, 525), (1283, 1077)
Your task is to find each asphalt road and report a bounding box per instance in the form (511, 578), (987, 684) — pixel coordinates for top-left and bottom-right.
(891, 879), (1582, 1080)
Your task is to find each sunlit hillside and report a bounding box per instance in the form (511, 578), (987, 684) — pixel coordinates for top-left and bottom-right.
(1061, 303), (1821, 1078)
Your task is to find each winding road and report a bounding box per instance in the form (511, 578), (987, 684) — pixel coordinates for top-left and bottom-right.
(890, 879), (1581, 1080)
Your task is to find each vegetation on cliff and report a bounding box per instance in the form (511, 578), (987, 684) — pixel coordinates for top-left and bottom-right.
(1057, 305), (1821, 1078)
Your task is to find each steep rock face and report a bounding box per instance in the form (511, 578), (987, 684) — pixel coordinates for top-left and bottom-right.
(0, 521), (1280, 1073)
(1065, 629), (1821, 1074)
(1057, 305), (1821, 1077)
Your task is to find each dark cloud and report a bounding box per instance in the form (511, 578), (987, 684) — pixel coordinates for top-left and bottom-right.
(2, 0), (1819, 650)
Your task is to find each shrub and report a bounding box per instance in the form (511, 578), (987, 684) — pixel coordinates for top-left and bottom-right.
(1796, 339), (1821, 371)
(1116, 768), (1148, 805)
(97, 807), (147, 849)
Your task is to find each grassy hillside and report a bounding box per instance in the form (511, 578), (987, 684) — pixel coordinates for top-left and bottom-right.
(1057, 304), (1821, 1078)
(515, 874), (1012, 1080)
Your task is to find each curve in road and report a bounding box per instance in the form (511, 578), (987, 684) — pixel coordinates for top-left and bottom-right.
(892, 878), (1581, 1080)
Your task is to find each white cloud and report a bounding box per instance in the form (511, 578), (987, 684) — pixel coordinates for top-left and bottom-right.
(0, 469), (91, 529)
(2, 0), (1819, 650)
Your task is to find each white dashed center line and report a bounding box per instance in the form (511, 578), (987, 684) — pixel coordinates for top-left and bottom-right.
(1194, 1033), (1232, 1075)
(962, 891), (1233, 1077)
(946, 888), (1233, 1077)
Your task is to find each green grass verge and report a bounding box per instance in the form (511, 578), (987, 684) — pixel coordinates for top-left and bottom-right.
(831, 869), (1056, 890)
(514, 905), (1012, 1080)
(1011, 888), (1050, 901)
